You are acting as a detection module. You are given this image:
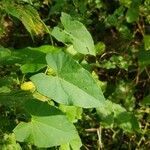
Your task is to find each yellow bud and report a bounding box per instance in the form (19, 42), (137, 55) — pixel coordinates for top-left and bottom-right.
(21, 81), (35, 91)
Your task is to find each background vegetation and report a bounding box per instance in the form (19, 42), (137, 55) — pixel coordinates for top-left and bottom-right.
(0, 0), (150, 149)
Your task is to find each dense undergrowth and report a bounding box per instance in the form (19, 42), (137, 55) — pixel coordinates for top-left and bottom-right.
(0, 0), (150, 150)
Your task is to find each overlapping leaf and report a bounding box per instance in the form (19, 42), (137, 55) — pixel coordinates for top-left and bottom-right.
(13, 100), (81, 148)
(0, 90), (32, 106)
(31, 51), (105, 108)
(51, 13), (95, 56)
(0, 45), (59, 73)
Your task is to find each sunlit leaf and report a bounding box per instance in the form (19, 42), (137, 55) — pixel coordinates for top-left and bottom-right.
(59, 104), (83, 123)
(144, 35), (150, 51)
(13, 100), (81, 148)
(31, 51), (105, 108)
(51, 13), (95, 56)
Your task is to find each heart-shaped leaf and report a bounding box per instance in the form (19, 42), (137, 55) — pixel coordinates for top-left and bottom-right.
(51, 13), (95, 56)
(13, 100), (81, 148)
(31, 51), (105, 108)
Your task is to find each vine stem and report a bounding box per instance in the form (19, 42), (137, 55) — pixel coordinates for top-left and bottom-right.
(83, 144), (90, 150)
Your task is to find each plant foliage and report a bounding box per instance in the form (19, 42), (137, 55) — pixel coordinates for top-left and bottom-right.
(0, 0), (149, 149)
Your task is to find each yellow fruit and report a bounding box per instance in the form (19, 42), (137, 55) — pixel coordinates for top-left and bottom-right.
(21, 81), (35, 91)
(47, 67), (56, 76)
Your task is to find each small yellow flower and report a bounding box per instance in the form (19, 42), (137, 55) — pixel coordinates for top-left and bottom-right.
(21, 81), (35, 91)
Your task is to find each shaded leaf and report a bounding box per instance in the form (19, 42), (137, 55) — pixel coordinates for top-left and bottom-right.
(0, 90), (32, 106)
(126, 7), (139, 23)
(141, 95), (150, 106)
(0, 45), (59, 73)
(138, 50), (150, 68)
(20, 63), (46, 74)
(97, 101), (140, 132)
(0, 47), (11, 64)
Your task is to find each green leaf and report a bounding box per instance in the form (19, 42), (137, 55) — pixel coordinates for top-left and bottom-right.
(69, 138), (82, 150)
(144, 35), (150, 51)
(95, 42), (105, 55)
(2, 1), (49, 36)
(60, 143), (70, 150)
(138, 50), (150, 68)
(59, 104), (83, 123)
(20, 63), (46, 74)
(31, 51), (105, 108)
(97, 101), (140, 132)
(1, 133), (21, 150)
(60, 138), (82, 150)
(0, 91), (32, 106)
(141, 95), (150, 106)
(0, 45), (51, 65)
(105, 6), (125, 27)
(13, 100), (81, 148)
(51, 27), (72, 43)
(96, 101), (115, 127)
(118, 25), (132, 39)
(126, 8), (139, 23)
(0, 45), (59, 73)
(0, 86), (11, 93)
(126, 7), (139, 23)
(0, 47), (11, 64)
(120, 0), (132, 7)
(126, 0), (141, 23)
(116, 111), (140, 132)
(51, 13), (95, 56)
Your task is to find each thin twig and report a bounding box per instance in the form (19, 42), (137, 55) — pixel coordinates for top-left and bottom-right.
(100, 51), (119, 60)
(97, 127), (103, 150)
(135, 68), (140, 85)
(83, 144), (90, 150)
(137, 21), (145, 37)
(85, 128), (97, 132)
